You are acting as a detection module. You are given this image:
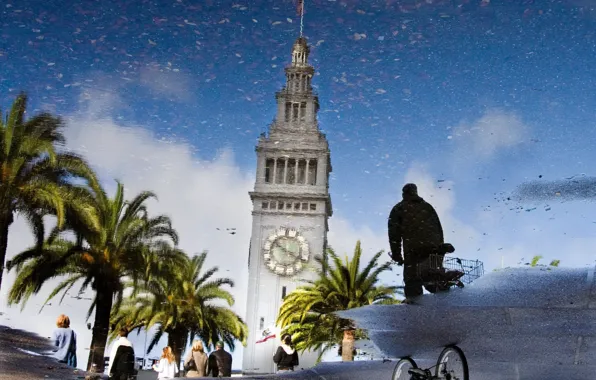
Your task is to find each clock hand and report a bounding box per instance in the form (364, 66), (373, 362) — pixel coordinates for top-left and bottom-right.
(272, 240), (290, 258)
(274, 239), (298, 258)
(284, 240), (300, 258)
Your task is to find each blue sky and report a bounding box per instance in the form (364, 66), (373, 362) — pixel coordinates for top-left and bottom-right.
(2, 0), (595, 231)
(2, 0), (596, 370)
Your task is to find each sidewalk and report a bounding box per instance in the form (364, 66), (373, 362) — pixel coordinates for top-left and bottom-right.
(0, 325), (100, 380)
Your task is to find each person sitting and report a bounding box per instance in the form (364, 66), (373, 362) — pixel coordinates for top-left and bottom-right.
(273, 334), (299, 373)
(108, 328), (136, 380)
(153, 346), (178, 379)
(183, 340), (208, 378)
(51, 314), (77, 368)
(208, 341), (232, 377)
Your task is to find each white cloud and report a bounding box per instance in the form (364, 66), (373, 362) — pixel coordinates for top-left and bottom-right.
(328, 219), (388, 259)
(139, 65), (194, 102)
(451, 109), (529, 160)
(1, 95), (254, 369)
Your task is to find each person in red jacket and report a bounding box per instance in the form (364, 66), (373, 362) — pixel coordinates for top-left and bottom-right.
(388, 183), (446, 303)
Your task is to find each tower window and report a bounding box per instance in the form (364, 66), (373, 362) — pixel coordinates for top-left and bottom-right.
(308, 159), (318, 185)
(294, 202), (300, 210)
(287, 159), (296, 184)
(264, 158), (274, 183)
(310, 203), (317, 211)
(285, 102), (291, 122)
(275, 158), (285, 184)
(282, 286), (287, 300)
(297, 159), (307, 184)
(286, 203), (292, 210)
(259, 317), (264, 330)
(278, 201), (284, 210)
(286, 102), (308, 122)
(262, 202), (269, 210)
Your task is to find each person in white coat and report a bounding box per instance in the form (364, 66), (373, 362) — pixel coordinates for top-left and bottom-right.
(107, 328), (135, 379)
(152, 346), (178, 379)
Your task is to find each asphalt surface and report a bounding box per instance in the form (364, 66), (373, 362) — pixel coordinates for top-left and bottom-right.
(0, 325), (94, 380)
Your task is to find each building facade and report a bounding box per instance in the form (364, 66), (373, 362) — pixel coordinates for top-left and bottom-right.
(242, 36), (332, 375)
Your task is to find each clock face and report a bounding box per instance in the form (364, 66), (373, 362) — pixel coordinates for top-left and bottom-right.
(263, 228), (310, 276)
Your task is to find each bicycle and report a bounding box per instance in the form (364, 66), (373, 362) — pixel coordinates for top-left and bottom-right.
(392, 345), (469, 380)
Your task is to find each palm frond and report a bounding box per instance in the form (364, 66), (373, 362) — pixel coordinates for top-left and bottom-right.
(276, 240), (398, 357)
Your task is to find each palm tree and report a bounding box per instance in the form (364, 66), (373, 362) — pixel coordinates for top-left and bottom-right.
(529, 255), (560, 268)
(110, 252), (248, 366)
(277, 241), (400, 362)
(0, 93), (97, 290)
(6, 182), (179, 373)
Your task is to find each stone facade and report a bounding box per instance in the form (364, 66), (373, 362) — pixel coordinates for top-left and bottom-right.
(242, 37), (332, 375)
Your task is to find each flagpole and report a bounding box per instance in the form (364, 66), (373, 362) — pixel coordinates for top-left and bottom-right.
(299, 0), (305, 37)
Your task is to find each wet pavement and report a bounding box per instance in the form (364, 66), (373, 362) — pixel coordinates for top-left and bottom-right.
(0, 325), (96, 380)
(337, 266), (596, 380)
(3, 267), (595, 379)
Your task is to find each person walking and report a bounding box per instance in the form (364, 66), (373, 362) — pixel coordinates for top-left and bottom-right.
(51, 314), (77, 368)
(183, 340), (208, 377)
(388, 183), (446, 303)
(152, 346), (178, 379)
(207, 341), (232, 377)
(273, 334), (299, 373)
(107, 328), (136, 380)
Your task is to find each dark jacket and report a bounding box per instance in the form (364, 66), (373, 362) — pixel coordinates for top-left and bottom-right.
(110, 345), (136, 379)
(208, 349), (232, 377)
(273, 344), (299, 370)
(388, 193), (444, 265)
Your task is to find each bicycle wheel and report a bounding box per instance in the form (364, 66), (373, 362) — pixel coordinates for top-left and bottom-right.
(435, 346), (469, 380)
(392, 357), (418, 380)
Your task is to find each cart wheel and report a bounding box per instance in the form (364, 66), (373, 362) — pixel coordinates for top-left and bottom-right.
(435, 345), (469, 380)
(392, 357), (417, 380)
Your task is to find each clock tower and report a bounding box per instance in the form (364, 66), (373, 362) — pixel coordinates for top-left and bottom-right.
(242, 36), (332, 375)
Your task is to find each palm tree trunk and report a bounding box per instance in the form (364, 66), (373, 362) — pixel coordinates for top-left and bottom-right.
(167, 326), (187, 370)
(0, 213), (13, 291)
(87, 288), (114, 373)
(341, 329), (355, 361)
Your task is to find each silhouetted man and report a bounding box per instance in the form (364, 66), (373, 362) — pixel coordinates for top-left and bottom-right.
(208, 341), (232, 377)
(388, 183), (445, 302)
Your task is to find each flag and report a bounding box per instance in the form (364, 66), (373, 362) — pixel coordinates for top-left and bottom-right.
(256, 334), (276, 344)
(296, 0), (304, 16)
